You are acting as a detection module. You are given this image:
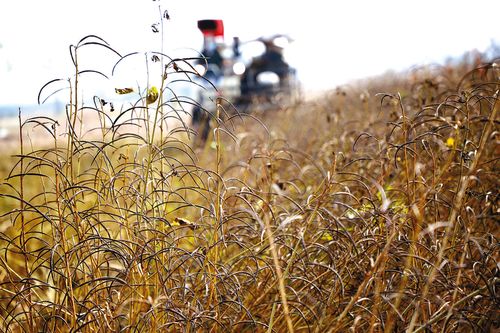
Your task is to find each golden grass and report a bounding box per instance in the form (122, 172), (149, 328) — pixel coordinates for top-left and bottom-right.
(0, 36), (498, 332)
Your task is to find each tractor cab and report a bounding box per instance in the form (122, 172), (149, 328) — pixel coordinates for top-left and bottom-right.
(195, 19), (300, 112)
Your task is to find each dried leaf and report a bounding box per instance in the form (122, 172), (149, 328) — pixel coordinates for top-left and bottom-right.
(174, 217), (198, 229)
(115, 87), (134, 95)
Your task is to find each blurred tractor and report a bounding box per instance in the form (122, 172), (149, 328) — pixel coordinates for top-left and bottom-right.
(194, 19), (300, 115)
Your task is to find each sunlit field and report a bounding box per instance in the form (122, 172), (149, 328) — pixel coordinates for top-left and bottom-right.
(0, 33), (498, 332)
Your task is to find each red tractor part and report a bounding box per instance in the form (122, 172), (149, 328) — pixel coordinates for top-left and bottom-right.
(197, 19), (224, 37)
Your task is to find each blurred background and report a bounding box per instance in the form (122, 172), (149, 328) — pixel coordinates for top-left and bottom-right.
(0, 0), (499, 133)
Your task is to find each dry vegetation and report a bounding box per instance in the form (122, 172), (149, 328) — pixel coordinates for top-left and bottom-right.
(0, 35), (498, 332)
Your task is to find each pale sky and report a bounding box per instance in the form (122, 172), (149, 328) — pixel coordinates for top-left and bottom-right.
(0, 0), (499, 106)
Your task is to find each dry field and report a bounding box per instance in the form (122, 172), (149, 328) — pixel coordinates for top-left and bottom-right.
(0, 36), (498, 332)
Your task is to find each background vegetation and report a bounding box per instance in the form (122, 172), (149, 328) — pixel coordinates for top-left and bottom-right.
(0, 35), (498, 332)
